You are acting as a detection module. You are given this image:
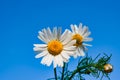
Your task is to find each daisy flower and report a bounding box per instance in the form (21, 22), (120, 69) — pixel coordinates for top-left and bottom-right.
(70, 23), (93, 58)
(33, 27), (76, 68)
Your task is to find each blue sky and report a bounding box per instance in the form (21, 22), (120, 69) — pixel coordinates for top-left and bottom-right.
(0, 0), (120, 80)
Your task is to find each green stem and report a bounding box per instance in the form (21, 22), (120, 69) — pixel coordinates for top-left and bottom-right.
(54, 68), (57, 80)
(61, 62), (66, 80)
(68, 64), (93, 80)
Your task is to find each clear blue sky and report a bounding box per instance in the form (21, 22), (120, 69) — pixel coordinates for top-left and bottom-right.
(0, 0), (120, 80)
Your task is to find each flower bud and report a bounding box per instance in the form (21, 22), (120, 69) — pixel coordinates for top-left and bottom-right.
(104, 64), (113, 73)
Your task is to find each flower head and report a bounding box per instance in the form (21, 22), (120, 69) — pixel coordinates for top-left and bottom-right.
(33, 27), (76, 68)
(71, 23), (93, 58)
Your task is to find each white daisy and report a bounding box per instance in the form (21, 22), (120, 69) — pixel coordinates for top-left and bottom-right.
(33, 27), (76, 68)
(70, 23), (93, 58)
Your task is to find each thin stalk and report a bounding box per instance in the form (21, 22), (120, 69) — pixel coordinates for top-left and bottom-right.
(54, 68), (57, 80)
(61, 62), (66, 80)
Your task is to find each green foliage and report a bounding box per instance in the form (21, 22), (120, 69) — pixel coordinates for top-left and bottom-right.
(48, 54), (112, 80)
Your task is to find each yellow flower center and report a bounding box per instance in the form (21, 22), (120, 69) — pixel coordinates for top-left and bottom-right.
(47, 40), (63, 56)
(72, 34), (83, 47)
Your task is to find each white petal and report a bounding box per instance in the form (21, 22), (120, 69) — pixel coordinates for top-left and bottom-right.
(61, 55), (69, 62)
(66, 51), (75, 55)
(42, 29), (50, 42)
(57, 27), (62, 39)
(74, 25), (78, 33)
(60, 29), (69, 42)
(62, 33), (72, 45)
(53, 27), (57, 39)
(64, 46), (76, 51)
(38, 31), (48, 43)
(33, 44), (47, 52)
(83, 43), (92, 47)
(35, 50), (48, 58)
(41, 54), (49, 65)
(78, 48), (85, 56)
(57, 55), (63, 67)
(61, 51), (70, 60)
(81, 26), (88, 36)
(47, 27), (53, 40)
(78, 23), (82, 34)
(64, 40), (76, 48)
(33, 44), (47, 48)
(53, 55), (64, 67)
(83, 37), (93, 41)
(46, 54), (53, 66)
(38, 31), (46, 42)
(73, 51), (78, 58)
(70, 24), (78, 33)
(83, 31), (91, 37)
(33, 47), (46, 52)
(53, 57), (58, 68)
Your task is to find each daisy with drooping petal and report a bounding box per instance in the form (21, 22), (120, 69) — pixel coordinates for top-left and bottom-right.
(70, 23), (93, 58)
(33, 27), (76, 68)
